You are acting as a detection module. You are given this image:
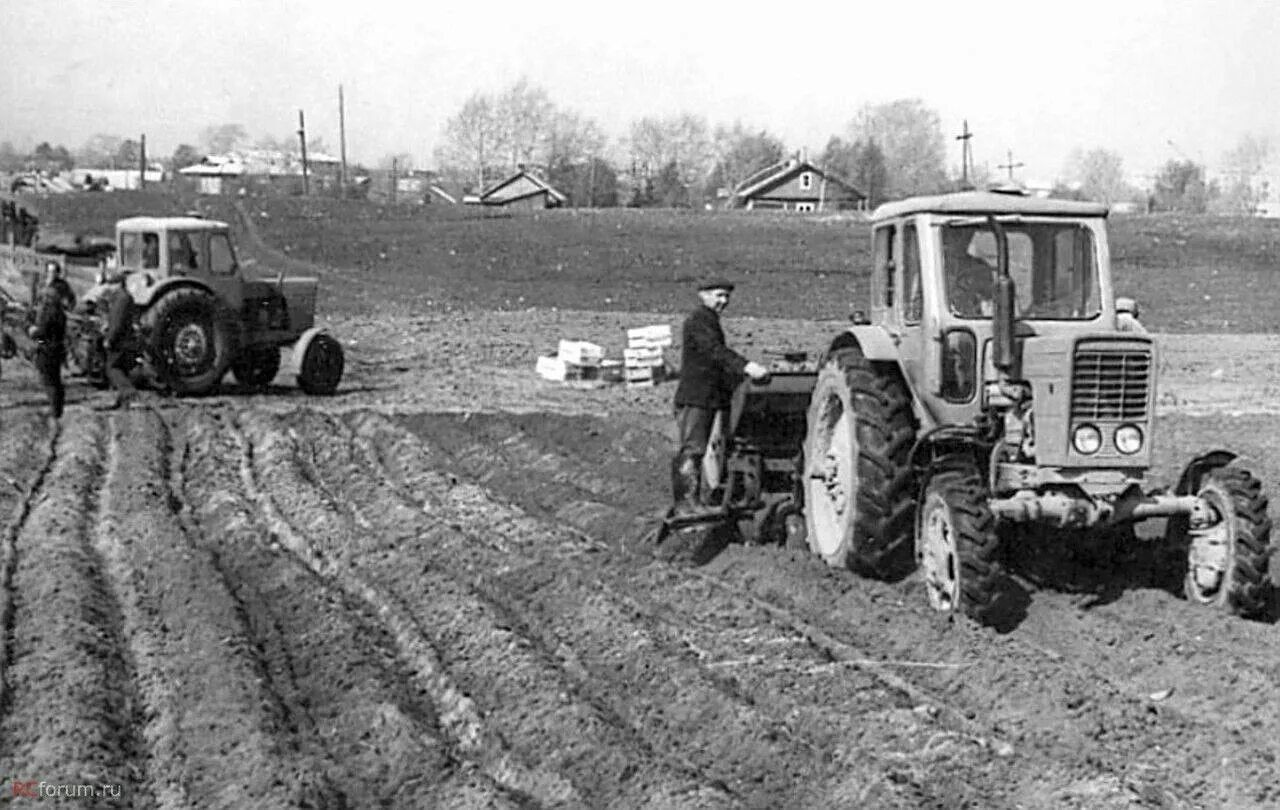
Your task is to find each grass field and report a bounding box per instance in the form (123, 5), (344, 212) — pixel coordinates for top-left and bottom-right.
(20, 190), (1280, 331)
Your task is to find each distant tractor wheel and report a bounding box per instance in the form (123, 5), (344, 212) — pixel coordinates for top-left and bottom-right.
(802, 346), (917, 577)
(1181, 466), (1273, 618)
(143, 288), (235, 395)
(917, 464), (1003, 623)
(232, 344), (282, 389)
(297, 332), (344, 395)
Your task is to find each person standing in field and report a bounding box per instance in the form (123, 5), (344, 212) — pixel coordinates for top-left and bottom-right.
(27, 263), (70, 420)
(99, 269), (138, 410)
(670, 277), (770, 515)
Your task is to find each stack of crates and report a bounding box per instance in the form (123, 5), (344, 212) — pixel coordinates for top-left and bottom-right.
(624, 324), (673, 387)
(536, 339), (607, 385)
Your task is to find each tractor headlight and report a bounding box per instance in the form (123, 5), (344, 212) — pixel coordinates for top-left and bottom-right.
(1114, 424), (1143, 454)
(1072, 424), (1102, 455)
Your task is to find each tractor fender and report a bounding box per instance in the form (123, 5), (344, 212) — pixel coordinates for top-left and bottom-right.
(1173, 450), (1237, 496)
(284, 326), (333, 377)
(132, 276), (215, 309)
(826, 325), (899, 362)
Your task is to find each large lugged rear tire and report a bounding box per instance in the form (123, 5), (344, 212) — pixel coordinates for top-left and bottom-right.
(142, 288), (236, 395)
(1183, 466), (1273, 618)
(917, 465), (1003, 623)
(803, 346), (917, 577)
(297, 332), (344, 395)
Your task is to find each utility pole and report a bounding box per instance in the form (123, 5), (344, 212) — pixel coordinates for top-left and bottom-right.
(297, 109), (310, 195)
(391, 157), (398, 204)
(338, 84), (348, 198)
(955, 120), (973, 187)
(139, 133), (147, 190)
(998, 149), (1025, 182)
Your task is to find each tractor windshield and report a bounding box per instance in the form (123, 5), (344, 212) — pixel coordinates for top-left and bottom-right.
(940, 221), (1101, 320)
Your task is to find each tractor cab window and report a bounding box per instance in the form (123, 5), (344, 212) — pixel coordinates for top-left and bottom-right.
(168, 231), (201, 272)
(873, 225), (895, 307)
(208, 232), (236, 276)
(941, 222), (1100, 320)
(121, 232), (161, 269)
(902, 223), (923, 323)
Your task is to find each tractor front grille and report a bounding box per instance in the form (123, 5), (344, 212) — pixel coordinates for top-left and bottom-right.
(1071, 344), (1151, 421)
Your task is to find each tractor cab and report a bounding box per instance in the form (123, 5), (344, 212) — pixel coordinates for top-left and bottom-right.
(114, 216), (246, 311)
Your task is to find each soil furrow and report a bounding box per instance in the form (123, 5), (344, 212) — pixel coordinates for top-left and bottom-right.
(0, 412), (54, 739)
(342, 409), (1012, 808)
(253, 408), (744, 809)
(91, 409), (359, 808)
(390, 408), (1256, 807)
(0, 416), (150, 802)
(176, 410), (516, 809)
(229, 411), (587, 809)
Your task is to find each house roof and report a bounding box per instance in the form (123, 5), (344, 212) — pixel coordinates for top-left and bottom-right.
(871, 190), (1110, 222)
(480, 169), (567, 203)
(734, 158), (863, 200)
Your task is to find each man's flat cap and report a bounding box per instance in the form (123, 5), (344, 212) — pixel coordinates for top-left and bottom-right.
(697, 276), (735, 291)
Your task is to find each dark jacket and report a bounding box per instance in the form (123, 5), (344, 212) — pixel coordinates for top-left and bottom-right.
(103, 286), (135, 350)
(673, 304), (748, 410)
(31, 286), (67, 349)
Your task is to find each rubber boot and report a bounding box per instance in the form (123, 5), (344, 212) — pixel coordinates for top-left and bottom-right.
(673, 456), (713, 518)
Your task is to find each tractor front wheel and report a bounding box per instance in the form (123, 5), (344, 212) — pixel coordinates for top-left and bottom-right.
(297, 332), (344, 395)
(1182, 466), (1273, 618)
(917, 465), (1003, 623)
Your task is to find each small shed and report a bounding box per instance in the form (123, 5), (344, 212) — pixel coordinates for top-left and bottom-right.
(733, 158), (865, 212)
(475, 169), (567, 210)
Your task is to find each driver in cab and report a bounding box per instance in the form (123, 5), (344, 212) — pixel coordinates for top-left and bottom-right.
(943, 231), (995, 318)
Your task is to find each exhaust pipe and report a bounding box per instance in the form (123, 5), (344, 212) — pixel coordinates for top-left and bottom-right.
(987, 216), (1016, 376)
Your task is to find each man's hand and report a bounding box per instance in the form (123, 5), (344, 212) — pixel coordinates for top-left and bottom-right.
(744, 361), (771, 383)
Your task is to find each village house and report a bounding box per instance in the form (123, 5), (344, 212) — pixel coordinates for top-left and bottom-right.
(472, 167), (567, 210)
(731, 157), (866, 212)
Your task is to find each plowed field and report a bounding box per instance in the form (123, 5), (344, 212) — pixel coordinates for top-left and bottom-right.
(1, 194), (1278, 808)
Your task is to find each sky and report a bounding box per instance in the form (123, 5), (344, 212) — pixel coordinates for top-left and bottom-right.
(3, 0), (1278, 186)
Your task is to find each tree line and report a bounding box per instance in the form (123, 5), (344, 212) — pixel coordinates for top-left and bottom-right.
(3, 80), (1272, 213)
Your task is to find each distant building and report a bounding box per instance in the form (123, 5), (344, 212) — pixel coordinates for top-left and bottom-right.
(732, 158), (865, 212)
(473, 168), (567, 210)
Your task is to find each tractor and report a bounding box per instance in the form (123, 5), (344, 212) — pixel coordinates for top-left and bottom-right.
(1, 213), (343, 396)
(800, 189), (1273, 622)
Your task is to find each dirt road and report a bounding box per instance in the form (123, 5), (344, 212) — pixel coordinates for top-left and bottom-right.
(0, 305), (1276, 808)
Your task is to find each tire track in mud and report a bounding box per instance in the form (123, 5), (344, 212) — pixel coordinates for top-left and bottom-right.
(226, 411), (607, 809)
(0, 415), (152, 802)
(391, 408), (1280, 808)
(175, 410), (520, 809)
(0, 412), (55, 734)
(319, 409), (1018, 808)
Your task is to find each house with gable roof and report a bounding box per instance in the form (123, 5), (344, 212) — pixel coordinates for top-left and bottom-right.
(473, 167), (567, 209)
(731, 157), (866, 212)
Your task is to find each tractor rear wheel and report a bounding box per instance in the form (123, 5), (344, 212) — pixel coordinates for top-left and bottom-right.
(917, 464), (1003, 623)
(143, 288), (235, 395)
(1182, 466), (1273, 618)
(231, 344), (282, 389)
(297, 332), (344, 395)
(802, 346), (917, 577)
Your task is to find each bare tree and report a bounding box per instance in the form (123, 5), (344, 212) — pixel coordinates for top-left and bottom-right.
(77, 133), (124, 168)
(435, 92), (506, 192)
(1062, 147), (1131, 204)
(202, 123), (248, 155)
(1216, 134), (1272, 214)
(625, 114), (712, 192)
(845, 99), (947, 199)
(497, 78), (554, 168)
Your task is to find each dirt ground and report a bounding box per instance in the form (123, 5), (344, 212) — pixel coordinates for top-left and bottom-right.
(2, 194), (1280, 808)
(0, 296), (1277, 808)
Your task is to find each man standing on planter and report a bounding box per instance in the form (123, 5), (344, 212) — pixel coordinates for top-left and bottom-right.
(671, 277), (770, 516)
